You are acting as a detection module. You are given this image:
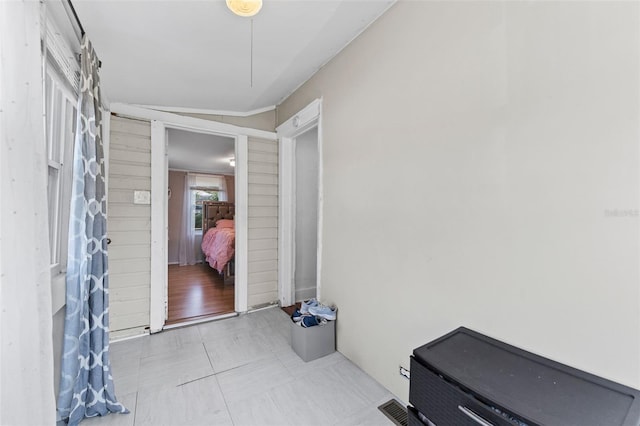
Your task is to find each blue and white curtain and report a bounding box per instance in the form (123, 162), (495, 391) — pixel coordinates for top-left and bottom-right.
(57, 36), (128, 425)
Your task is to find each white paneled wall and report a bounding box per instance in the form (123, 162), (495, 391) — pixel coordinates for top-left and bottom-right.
(247, 137), (279, 308)
(108, 116), (152, 339)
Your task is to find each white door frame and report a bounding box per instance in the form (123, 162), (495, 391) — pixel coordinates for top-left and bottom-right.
(110, 103), (276, 332)
(276, 98), (323, 306)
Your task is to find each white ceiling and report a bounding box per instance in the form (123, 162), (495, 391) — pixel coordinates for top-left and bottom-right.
(73, 0), (395, 114)
(167, 129), (235, 174)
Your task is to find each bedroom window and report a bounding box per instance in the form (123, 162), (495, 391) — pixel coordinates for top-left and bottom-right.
(45, 65), (77, 275)
(193, 189), (219, 230)
(189, 174), (227, 230)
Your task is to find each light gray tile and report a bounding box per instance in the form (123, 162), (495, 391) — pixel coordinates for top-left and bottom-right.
(109, 337), (144, 396)
(229, 357), (391, 426)
(334, 394), (402, 426)
(277, 347), (345, 377)
(110, 363), (139, 397)
(197, 314), (254, 341)
(140, 326), (202, 358)
(333, 404), (397, 426)
(261, 309), (294, 354)
(137, 343), (214, 391)
(216, 355), (294, 404)
(101, 307), (401, 426)
(134, 375), (232, 426)
(291, 360), (375, 423)
(81, 392), (137, 426)
(264, 379), (338, 426)
(247, 306), (290, 329)
(226, 391), (292, 426)
(260, 320), (292, 353)
(331, 359), (391, 404)
(110, 337), (144, 362)
(203, 329), (274, 373)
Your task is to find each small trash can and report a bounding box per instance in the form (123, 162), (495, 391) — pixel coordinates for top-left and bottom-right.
(290, 319), (336, 362)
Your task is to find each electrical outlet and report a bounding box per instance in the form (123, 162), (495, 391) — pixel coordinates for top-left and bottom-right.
(134, 190), (151, 205)
(399, 365), (410, 380)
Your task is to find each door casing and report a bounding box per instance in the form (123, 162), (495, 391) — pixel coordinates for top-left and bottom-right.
(276, 98), (323, 306)
(110, 103), (276, 332)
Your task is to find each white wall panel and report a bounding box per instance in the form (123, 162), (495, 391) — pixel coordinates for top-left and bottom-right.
(247, 206), (278, 217)
(247, 137), (279, 308)
(248, 174), (278, 185)
(248, 238), (278, 251)
(248, 217), (278, 228)
(248, 249), (278, 262)
(108, 116), (152, 338)
(249, 183), (278, 196)
(111, 286), (150, 302)
(107, 176), (151, 191)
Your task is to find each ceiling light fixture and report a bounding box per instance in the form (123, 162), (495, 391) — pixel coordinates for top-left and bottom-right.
(229, 158), (236, 167)
(226, 0), (262, 17)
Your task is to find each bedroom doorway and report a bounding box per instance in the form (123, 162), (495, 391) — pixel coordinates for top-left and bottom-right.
(277, 99), (323, 307)
(166, 129), (236, 325)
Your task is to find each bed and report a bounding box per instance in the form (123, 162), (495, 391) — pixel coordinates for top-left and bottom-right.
(200, 201), (235, 284)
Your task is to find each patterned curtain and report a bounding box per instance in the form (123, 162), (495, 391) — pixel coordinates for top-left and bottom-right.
(57, 36), (128, 425)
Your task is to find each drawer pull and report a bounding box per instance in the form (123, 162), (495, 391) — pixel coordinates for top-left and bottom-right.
(457, 405), (494, 426)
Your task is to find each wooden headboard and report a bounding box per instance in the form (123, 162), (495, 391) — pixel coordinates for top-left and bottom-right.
(202, 201), (235, 235)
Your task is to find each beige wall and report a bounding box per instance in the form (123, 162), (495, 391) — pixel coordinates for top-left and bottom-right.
(277, 1), (640, 401)
(225, 175), (236, 204)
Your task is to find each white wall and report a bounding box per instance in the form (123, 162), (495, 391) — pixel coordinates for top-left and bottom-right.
(277, 1), (640, 402)
(0, 1), (56, 422)
(295, 127), (319, 301)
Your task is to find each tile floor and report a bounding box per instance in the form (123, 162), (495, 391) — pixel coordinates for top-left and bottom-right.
(87, 307), (398, 426)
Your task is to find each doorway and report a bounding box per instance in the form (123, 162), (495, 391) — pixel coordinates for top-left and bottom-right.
(293, 127), (319, 302)
(108, 103), (270, 333)
(166, 129), (236, 324)
(277, 99), (323, 307)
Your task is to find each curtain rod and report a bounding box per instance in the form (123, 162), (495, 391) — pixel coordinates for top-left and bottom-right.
(64, 0), (85, 38)
(63, 0), (102, 68)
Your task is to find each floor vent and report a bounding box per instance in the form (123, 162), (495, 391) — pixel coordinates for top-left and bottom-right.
(378, 399), (408, 426)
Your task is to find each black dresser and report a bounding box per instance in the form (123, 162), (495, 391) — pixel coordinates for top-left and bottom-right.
(408, 327), (640, 426)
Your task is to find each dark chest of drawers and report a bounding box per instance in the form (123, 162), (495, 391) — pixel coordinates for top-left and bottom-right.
(408, 327), (640, 426)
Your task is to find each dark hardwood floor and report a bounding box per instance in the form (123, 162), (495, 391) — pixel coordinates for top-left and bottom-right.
(166, 263), (234, 325)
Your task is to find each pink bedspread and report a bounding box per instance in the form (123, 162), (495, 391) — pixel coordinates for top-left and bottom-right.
(201, 227), (235, 274)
